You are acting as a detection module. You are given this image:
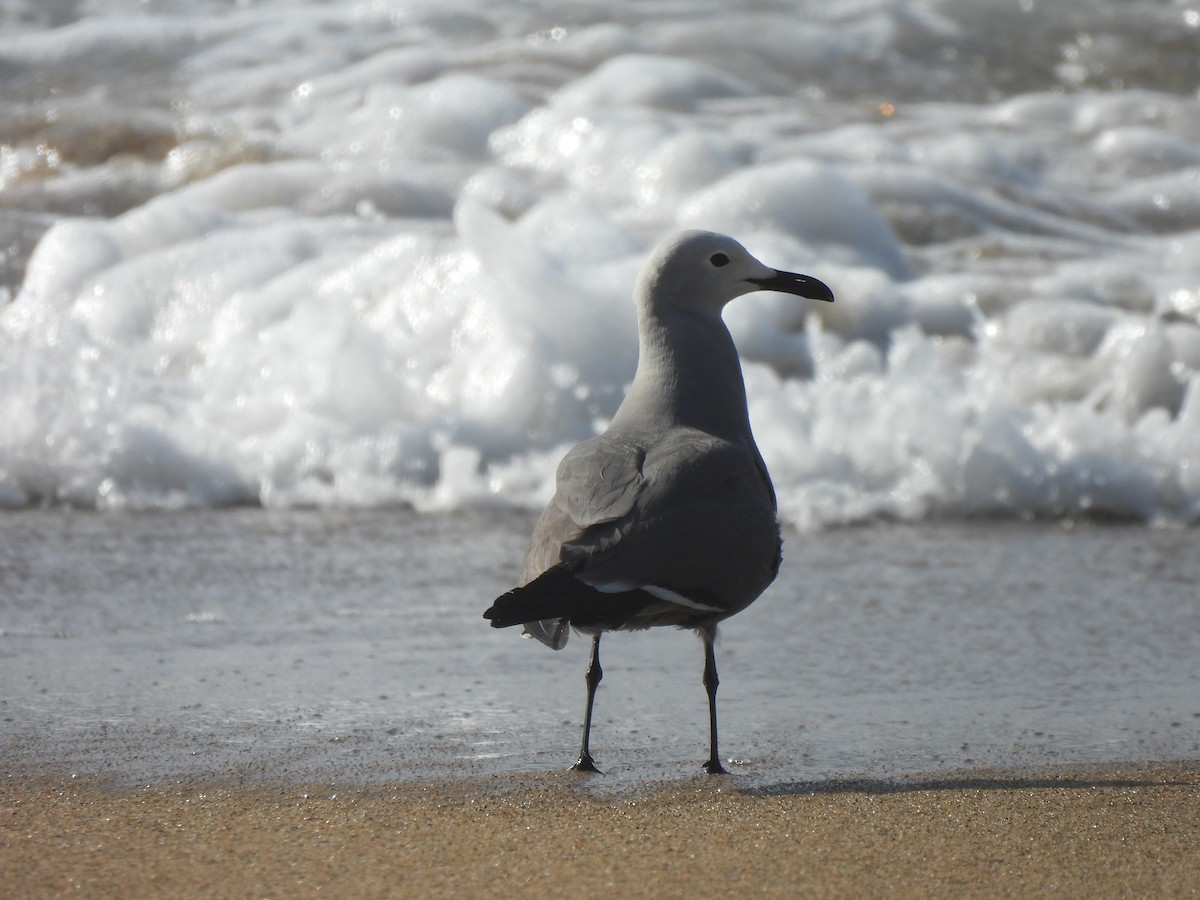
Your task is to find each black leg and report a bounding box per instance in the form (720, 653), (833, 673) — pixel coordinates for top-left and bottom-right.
(572, 633), (603, 773)
(702, 633), (727, 774)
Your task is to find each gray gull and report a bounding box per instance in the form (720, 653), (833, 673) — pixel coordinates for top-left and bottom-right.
(484, 229), (834, 773)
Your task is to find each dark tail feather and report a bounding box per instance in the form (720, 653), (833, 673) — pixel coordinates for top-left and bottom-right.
(484, 569), (584, 627)
(484, 566), (654, 630)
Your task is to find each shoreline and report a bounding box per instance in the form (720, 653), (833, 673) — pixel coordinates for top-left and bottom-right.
(5, 760), (1198, 897)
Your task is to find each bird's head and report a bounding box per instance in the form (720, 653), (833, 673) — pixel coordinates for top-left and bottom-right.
(635, 230), (834, 316)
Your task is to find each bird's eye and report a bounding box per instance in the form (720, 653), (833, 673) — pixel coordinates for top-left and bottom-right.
(710, 253), (729, 267)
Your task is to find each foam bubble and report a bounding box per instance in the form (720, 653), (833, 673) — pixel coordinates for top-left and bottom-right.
(551, 53), (749, 112)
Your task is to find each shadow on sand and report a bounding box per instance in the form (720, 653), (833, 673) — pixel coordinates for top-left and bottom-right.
(741, 760), (1200, 798)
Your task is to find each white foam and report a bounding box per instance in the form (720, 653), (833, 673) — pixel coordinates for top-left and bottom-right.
(1, 0), (1197, 526)
(551, 53), (749, 112)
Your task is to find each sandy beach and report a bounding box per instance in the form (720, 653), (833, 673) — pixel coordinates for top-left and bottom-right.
(4, 761), (1197, 898)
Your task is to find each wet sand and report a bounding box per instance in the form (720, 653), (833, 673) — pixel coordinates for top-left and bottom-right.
(4, 761), (1197, 898)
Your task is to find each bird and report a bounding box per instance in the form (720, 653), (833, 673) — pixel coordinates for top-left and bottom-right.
(484, 229), (834, 773)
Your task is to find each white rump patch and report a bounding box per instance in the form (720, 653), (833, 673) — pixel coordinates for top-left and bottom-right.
(643, 585), (723, 611)
(579, 575), (722, 612)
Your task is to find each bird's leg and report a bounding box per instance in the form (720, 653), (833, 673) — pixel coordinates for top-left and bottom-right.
(572, 633), (603, 773)
(702, 634), (727, 774)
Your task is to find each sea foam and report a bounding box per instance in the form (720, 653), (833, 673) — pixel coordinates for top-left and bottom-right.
(1, 0), (1198, 526)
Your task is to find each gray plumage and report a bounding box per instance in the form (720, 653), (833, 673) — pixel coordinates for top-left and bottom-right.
(485, 229), (833, 772)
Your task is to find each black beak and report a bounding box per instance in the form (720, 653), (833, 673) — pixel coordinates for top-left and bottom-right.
(747, 270), (835, 303)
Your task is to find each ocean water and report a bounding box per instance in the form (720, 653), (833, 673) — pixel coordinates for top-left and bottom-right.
(1, 0), (1198, 784)
(2, 511), (1197, 786)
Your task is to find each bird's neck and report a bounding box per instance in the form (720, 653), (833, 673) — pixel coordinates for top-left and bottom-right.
(612, 306), (754, 444)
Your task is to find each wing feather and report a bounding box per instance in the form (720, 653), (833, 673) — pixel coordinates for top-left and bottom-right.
(555, 436), (646, 528)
